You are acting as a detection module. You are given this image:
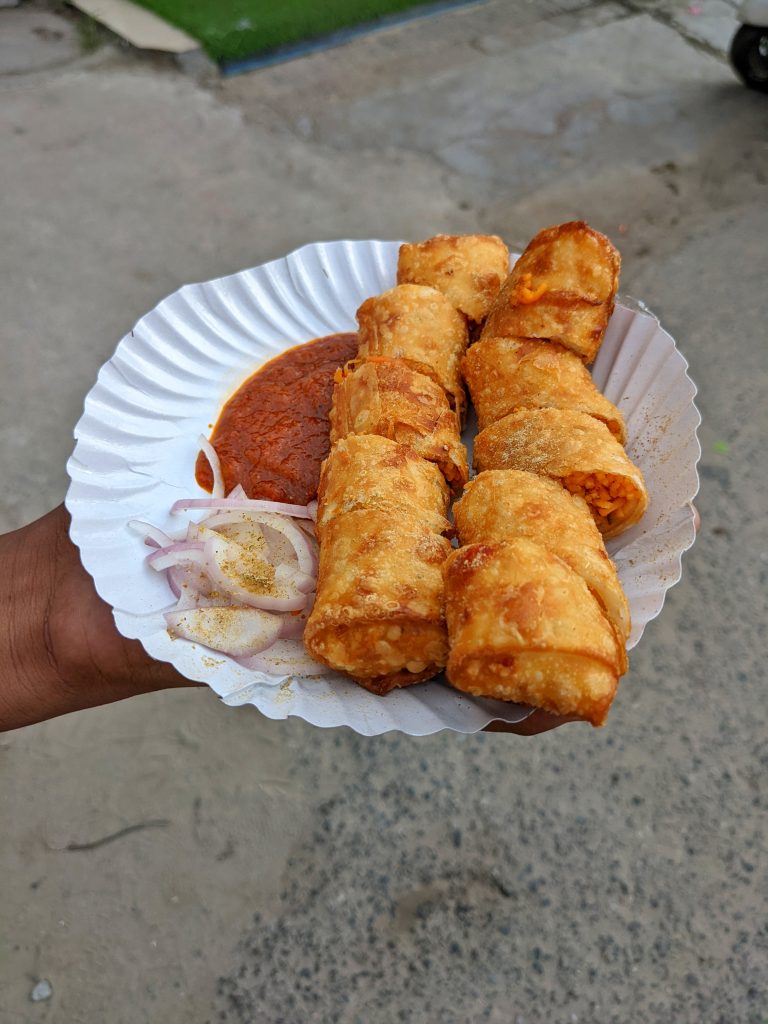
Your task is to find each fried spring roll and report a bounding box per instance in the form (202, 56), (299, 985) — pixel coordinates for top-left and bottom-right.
(462, 336), (626, 442)
(304, 510), (452, 694)
(445, 540), (624, 726)
(397, 233), (510, 323)
(356, 284), (468, 419)
(481, 221), (620, 363)
(316, 434), (451, 539)
(329, 359), (468, 491)
(453, 470), (630, 644)
(473, 409), (648, 540)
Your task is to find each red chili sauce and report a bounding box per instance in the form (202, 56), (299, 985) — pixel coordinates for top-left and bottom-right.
(195, 333), (358, 505)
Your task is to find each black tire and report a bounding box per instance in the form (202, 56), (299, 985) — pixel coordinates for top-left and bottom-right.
(730, 24), (768, 93)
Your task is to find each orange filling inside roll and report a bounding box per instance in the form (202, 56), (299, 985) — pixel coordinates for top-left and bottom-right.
(564, 471), (631, 526)
(515, 273), (549, 304)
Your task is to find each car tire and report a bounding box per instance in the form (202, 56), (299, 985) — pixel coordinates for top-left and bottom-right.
(730, 24), (768, 93)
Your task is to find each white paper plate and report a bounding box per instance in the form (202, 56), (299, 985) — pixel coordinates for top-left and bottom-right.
(65, 240), (700, 736)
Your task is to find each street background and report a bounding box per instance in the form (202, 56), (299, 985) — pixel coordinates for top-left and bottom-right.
(1, 1), (766, 1021)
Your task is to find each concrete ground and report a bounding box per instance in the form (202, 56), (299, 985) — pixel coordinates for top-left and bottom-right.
(1, 1), (766, 1021)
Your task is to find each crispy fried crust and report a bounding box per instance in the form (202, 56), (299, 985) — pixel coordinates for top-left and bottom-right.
(397, 233), (510, 323)
(304, 510), (452, 692)
(329, 359), (468, 490)
(444, 540), (624, 726)
(453, 470), (630, 646)
(316, 434), (451, 540)
(480, 221), (620, 363)
(473, 408), (648, 540)
(356, 284), (468, 420)
(462, 336), (626, 442)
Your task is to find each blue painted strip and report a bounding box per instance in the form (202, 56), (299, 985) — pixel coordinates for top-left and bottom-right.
(220, 0), (487, 77)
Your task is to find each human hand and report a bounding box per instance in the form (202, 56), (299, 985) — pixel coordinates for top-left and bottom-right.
(0, 505), (193, 732)
(484, 710), (580, 735)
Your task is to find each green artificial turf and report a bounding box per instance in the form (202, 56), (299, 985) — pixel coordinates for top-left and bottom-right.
(134, 0), (434, 63)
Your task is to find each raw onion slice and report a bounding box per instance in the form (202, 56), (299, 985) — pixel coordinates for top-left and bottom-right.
(186, 520), (267, 559)
(198, 434), (225, 499)
(140, 486), (321, 666)
(171, 496), (314, 519)
(191, 511), (318, 577)
(237, 639), (327, 676)
(295, 519), (317, 540)
(127, 520), (177, 549)
(147, 542), (206, 572)
(275, 563), (315, 594)
(147, 532), (307, 611)
(279, 602), (313, 639)
(165, 606), (282, 657)
(203, 535), (307, 612)
(173, 580), (219, 609)
(201, 513), (269, 551)
(211, 522), (260, 548)
(240, 512), (315, 575)
(201, 510), (316, 576)
(170, 563), (234, 608)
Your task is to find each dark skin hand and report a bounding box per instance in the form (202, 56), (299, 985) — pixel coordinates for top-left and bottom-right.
(0, 505), (191, 732)
(485, 711), (579, 735)
(4, 503), (699, 735)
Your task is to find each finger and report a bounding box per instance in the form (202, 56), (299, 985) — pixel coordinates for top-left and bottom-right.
(483, 709), (581, 735)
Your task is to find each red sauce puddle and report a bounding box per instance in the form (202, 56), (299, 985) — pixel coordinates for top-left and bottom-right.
(195, 332), (358, 505)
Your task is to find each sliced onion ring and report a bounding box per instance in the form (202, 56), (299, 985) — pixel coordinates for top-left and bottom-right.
(237, 639), (327, 676)
(200, 511), (316, 576)
(275, 563), (315, 594)
(140, 488), (322, 666)
(203, 536), (308, 612)
(236, 512), (316, 575)
(198, 434), (225, 499)
(202, 512), (312, 573)
(279, 602), (313, 639)
(169, 562), (233, 607)
(128, 519), (177, 548)
(279, 616), (305, 640)
(147, 542), (206, 572)
(165, 606), (282, 657)
(171, 496), (314, 519)
(295, 519), (317, 540)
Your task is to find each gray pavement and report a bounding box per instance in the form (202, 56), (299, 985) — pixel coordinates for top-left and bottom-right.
(1, 2), (766, 1022)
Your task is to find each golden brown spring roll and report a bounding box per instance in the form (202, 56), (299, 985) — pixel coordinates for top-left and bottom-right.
(462, 336), (626, 442)
(356, 284), (468, 419)
(445, 539), (624, 726)
(331, 358), (468, 489)
(473, 409), (648, 540)
(329, 359), (468, 491)
(397, 233), (510, 323)
(316, 434), (451, 539)
(481, 221), (620, 363)
(453, 470), (630, 644)
(305, 509), (452, 694)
